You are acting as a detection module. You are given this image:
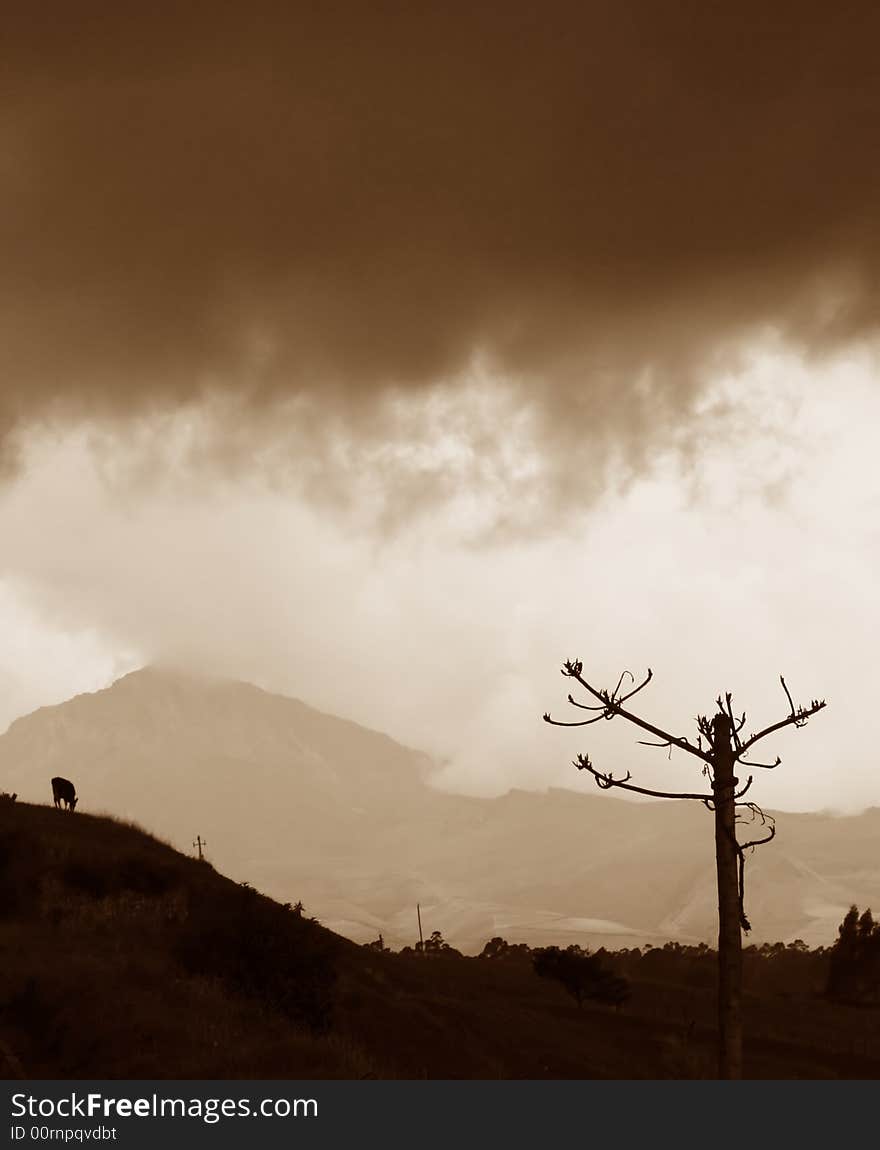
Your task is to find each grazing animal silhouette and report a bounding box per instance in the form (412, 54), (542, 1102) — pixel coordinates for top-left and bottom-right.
(51, 777), (77, 811)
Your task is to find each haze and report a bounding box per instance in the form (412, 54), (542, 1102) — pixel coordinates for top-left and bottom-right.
(2, 4), (878, 814)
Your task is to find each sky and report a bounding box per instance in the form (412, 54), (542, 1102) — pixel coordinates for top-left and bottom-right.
(2, 4), (879, 812)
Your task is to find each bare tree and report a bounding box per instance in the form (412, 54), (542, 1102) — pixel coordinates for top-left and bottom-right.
(544, 662), (826, 1079)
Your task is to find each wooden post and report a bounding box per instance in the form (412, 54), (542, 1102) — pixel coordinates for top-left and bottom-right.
(417, 902), (424, 953)
(711, 711), (743, 1079)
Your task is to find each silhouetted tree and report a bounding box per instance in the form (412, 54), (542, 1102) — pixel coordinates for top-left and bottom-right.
(827, 905), (880, 1004)
(416, 929), (462, 957)
(480, 936), (511, 959)
(479, 937), (532, 960)
(545, 663), (825, 1078)
(533, 945), (630, 1009)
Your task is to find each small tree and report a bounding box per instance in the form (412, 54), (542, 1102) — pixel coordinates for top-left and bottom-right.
(826, 905), (880, 1004)
(480, 936), (513, 959)
(479, 937), (532, 961)
(545, 662), (825, 1078)
(533, 945), (630, 1009)
(420, 929), (462, 956)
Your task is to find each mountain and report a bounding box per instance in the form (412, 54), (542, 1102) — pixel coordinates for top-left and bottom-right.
(1, 667), (877, 951)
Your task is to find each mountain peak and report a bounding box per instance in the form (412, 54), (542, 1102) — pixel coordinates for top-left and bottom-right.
(112, 663), (251, 693)
(0, 662), (433, 819)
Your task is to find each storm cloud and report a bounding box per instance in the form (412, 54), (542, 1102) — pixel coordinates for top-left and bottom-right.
(5, 2), (880, 485)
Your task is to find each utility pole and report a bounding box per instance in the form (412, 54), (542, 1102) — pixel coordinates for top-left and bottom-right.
(193, 835), (207, 861)
(417, 902), (424, 953)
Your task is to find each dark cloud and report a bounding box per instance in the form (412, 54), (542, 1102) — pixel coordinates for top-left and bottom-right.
(4, 3), (880, 474)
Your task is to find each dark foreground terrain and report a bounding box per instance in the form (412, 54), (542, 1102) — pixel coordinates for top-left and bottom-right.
(1, 800), (878, 1079)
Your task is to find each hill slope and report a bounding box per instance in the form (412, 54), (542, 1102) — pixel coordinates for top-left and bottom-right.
(0, 798), (365, 1077)
(0, 668), (877, 951)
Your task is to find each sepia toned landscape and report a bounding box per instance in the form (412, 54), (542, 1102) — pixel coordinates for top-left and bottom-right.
(1, 667), (879, 1079)
(3, 3), (880, 1082)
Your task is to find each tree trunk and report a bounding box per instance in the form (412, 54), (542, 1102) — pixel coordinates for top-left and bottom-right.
(712, 713), (743, 1079)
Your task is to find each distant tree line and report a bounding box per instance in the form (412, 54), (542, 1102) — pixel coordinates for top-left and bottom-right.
(362, 904), (880, 1009)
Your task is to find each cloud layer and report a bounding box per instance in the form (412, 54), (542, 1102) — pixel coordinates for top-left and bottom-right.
(5, 3), (880, 480)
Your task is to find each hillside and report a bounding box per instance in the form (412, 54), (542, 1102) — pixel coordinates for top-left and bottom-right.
(0, 798), (360, 1077)
(3, 800), (880, 1080)
(1, 668), (878, 951)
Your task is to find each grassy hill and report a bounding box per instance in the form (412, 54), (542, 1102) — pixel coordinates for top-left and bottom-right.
(3, 799), (880, 1079)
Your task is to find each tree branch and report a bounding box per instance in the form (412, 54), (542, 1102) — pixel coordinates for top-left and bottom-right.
(734, 776), (754, 799)
(780, 676), (796, 714)
(617, 668), (654, 705)
(543, 712), (606, 727)
(719, 692), (743, 753)
(727, 804), (777, 932)
(696, 714), (716, 751)
(561, 661), (712, 763)
(738, 676), (826, 754)
(612, 669), (633, 701)
(573, 754), (712, 802)
(739, 825), (776, 850)
(737, 755), (781, 770)
(735, 803), (776, 850)
(566, 694), (606, 712)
